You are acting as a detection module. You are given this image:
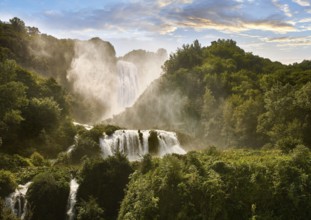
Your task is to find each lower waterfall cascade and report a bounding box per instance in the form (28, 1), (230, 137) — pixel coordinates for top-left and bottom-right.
(5, 182), (32, 220)
(100, 129), (186, 161)
(66, 178), (79, 220)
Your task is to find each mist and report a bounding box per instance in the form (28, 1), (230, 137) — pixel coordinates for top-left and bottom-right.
(66, 38), (168, 122)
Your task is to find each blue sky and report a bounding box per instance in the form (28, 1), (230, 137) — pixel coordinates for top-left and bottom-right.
(1, 0), (311, 63)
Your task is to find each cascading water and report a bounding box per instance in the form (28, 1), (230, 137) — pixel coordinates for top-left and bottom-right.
(66, 178), (79, 220)
(100, 130), (186, 161)
(117, 60), (139, 109)
(5, 182), (32, 219)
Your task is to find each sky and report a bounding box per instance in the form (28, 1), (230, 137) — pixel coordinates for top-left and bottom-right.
(1, 0), (311, 64)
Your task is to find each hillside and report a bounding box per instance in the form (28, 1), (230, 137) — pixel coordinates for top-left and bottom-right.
(0, 18), (167, 123)
(111, 39), (311, 151)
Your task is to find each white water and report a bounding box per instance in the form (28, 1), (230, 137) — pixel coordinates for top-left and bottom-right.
(5, 182), (32, 219)
(66, 178), (79, 220)
(73, 122), (93, 130)
(100, 130), (186, 161)
(117, 60), (139, 109)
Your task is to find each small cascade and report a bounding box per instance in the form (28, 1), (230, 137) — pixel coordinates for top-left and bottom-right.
(65, 134), (80, 156)
(66, 178), (79, 220)
(5, 182), (32, 219)
(100, 130), (186, 161)
(157, 130), (187, 156)
(117, 60), (139, 109)
(73, 122), (93, 130)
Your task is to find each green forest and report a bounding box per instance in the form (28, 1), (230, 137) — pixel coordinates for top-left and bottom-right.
(0, 18), (311, 220)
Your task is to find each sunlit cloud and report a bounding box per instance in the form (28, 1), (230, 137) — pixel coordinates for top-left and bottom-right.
(174, 16), (295, 34)
(157, 0), (193, 7)
(265, 36), (311, 46)
(292, 0), (310, 6)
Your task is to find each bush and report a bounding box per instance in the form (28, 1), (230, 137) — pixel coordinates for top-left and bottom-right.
(77, 154), (133, 219)
(77, 197), (105, 220)
(0, 170), (17, 197)
(30, 152), (46, 166)
(25, 172), (70, 220)
(104, 125), (120, 136)
(276, 137), (302, 153)
(70, 137), (101, 163)
(140, 154), (153, 174)
(0, 153), (31, 171)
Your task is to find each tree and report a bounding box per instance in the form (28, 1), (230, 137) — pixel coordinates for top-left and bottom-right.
(77, 197), (105, 220)
(9, 17), (25, 32)
(77, 154), (133, 219)
(0, 170), (17, 197)
(25, 172), (69, 220)
(21, 97), (61, 137)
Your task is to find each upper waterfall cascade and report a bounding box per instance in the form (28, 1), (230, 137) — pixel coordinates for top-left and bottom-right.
(100, 130), (186, 161)
(117, 60), (139, 109)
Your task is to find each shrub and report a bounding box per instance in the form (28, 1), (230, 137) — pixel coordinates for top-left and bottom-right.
(70, 137), (101, 163)
(0, 153), (31, 171)
(104, 125), (120, 136)
(30, 152), (46, 166)
(77, 197), (105, 220)
(77, 154), (133, 219)
(0, 170), (17, 197)
(25, 172), (70, 220)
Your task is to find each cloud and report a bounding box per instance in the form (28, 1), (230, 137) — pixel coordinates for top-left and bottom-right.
(272, 0), (292, 17)
(157, 0), (193, 7)
(292, 0), (310, 6)
(298, 17), (311, 23)
(37, 0), (296, 36)
(265, 36), (311, 46)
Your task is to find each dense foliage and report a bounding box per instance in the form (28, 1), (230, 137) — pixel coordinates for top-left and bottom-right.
(119, 147), (311, 220)
(25, 171), (70, 220)
(77, 153), (134, 220)
(0, 59), (76, 157)
(76, 197), (105, 220)
(0, 19), (77, 157)
(0, 170), (17, 197)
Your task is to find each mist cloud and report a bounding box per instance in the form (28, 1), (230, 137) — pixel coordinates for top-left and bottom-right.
(66, 38), (167, 122)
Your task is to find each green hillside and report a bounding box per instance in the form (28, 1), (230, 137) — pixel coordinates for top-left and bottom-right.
(112, 39), (311, 151)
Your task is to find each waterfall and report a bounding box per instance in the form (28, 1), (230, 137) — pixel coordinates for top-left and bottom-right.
(5, 182), (32, 219)
(66, 178), (79, 220)
(100, 130), (186, 161)
(117, 60), (139, 109)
